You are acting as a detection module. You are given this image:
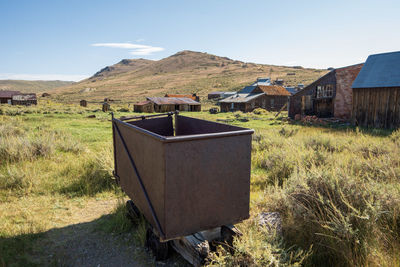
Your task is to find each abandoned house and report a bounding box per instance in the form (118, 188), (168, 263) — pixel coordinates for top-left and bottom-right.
(147, 97), (201, 112)
(11, 93), (37, 105)
(134, 100), (155, 113)
(0, 90), (20, 104)
(352, 51), (400, 128)
(219, 93), (265, 112)
(221, 84), (290, 112)
(164, 93), (200, 102)
(288, 63), (364, 119)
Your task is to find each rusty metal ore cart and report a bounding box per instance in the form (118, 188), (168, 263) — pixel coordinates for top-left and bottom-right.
(112, 112), (254, 265)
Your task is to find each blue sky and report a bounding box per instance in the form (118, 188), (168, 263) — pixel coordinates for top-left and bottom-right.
(0, 0), (399, 81)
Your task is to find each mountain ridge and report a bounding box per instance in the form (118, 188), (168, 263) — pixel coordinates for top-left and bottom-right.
(52, 50), (328, 103)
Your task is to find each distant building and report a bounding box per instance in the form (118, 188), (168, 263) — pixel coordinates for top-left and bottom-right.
(288, 63), (363, 119)
(147, 97), (201, 112)
(352, 51), (400, 128)
(80, 100), (87, 107)
(274, 79), (284, 85)
(134, 100), (154, 113)
(12, 94), (37, 106)
(238, 77), (272, 93)
(220, 93), (265, 112)
(0, 90), (20, 104)
(165, 93), (200, 102)
(220, 85), (290, 112)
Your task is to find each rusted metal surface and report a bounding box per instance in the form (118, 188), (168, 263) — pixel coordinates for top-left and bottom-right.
(113, 113), (253, 241)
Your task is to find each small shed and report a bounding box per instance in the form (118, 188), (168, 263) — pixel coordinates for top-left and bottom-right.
(80, 100), (87, 107)
(147, 97), (201, 112)
(288, 63), (363, 119)
(11, 94), (37, 106)
(134, 100), (154, 113)
(102, 102), (110, 112)
(352, 51), (400, 128)
(219, 93), (265, 112)
(0, 90), (20, 104)
(165, 93), (200, 102)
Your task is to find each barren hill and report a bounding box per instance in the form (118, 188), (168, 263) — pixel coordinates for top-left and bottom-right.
(0, 80), (74, 93)
(53, 50), (328, 103)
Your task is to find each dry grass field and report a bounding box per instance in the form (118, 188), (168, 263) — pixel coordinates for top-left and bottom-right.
(1, 102), (399, 266)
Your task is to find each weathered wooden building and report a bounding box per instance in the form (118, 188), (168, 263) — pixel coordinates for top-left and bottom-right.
(288, 63), (363, 119)
(11, 94), (37, 105)
(219, 93), (265, 112)
(352, 51), (400, 128)
(134, 100), (154, 113)
(0, 90), (20, 104)
(147, 97), (201, 112)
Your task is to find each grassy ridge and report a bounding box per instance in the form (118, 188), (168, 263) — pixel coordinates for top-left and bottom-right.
(0, 103), (399, 266)
(0, 80), (74, 93)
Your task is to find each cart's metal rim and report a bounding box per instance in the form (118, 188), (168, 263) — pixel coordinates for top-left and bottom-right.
(113, 118), (254, 143)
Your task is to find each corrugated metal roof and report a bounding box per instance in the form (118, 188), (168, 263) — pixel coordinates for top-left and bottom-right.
(219, 93), (265, 103)
(352, 51), (400, 88)
(239, 85), (256, 94)
(147, 97), (200, 105)
(208, 91), (225, 95)
(0, 90), (20, 98)
(165, 94), (197, 101)
(257, 85), (291, 96)
(12, 94), (36, 101)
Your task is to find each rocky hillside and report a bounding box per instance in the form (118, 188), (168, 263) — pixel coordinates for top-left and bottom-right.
(53, 50), (328, 103)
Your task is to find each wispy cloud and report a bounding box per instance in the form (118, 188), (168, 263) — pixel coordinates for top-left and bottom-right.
(0, 73), (88, 82)
(91, 42), (164, 56)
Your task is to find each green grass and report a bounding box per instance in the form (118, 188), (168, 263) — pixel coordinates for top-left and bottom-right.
(1, 103), (400, 266)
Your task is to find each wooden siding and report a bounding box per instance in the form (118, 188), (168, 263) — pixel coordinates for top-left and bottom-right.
(289, 70), (336, 118)
(352, 87), (400, 128)
(154, 104), (201, 113)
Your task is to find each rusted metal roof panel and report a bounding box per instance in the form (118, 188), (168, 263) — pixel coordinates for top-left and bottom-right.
(165, 94), (197, 101)
(147, 97), (200, 105)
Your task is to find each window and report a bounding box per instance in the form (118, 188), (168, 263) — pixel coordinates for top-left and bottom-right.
(270, 98), (275, 107)
(316, 84), (333, 98)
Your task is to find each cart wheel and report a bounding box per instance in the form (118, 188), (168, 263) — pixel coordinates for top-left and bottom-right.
(221, 225), (242, 253)
(146, 227), (169, 261)
(126, 200), (140, 221)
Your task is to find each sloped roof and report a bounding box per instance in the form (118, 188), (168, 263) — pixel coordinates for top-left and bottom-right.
(0, 90), (20, 98)
(257, 85), (291, 96)
(352, 51), (400, 88)
(219, 93), (265, 103)
(165, 94), (197, 101)
(239, 85), (256, 94)
(147, 97), (200, 105)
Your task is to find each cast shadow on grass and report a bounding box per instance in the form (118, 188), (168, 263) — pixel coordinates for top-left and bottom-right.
(0, 205), (189, 267)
